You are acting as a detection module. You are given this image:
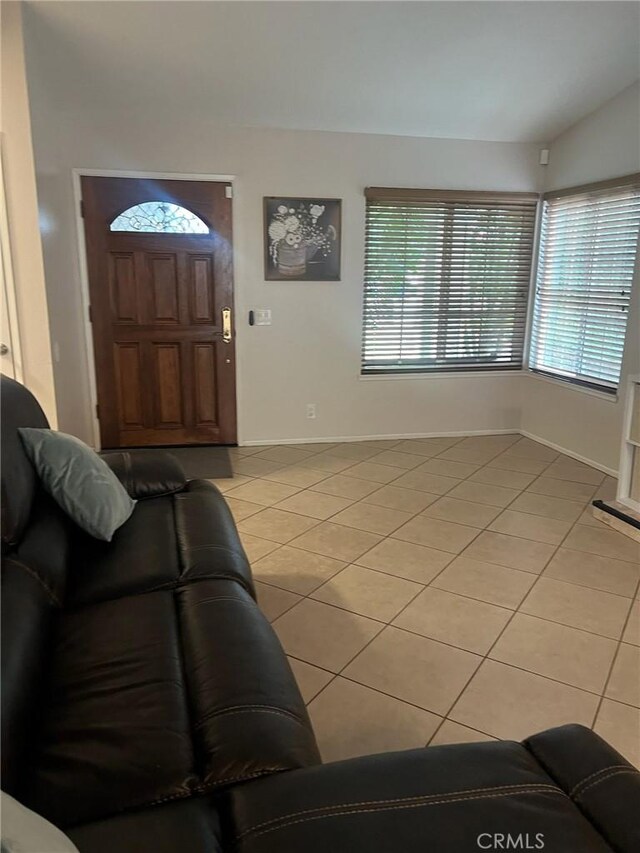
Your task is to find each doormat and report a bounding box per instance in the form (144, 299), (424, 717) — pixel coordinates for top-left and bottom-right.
(129, 445), (233, 480)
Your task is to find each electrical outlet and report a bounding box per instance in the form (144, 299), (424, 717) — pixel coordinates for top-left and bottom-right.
(306, 403), (316, 419)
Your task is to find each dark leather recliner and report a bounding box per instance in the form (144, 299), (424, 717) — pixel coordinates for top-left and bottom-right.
(228, 723), (640, 853)
(2, 375), (639, 853)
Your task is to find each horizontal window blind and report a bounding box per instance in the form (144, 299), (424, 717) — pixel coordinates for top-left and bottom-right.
(362, 188), (538, 374)
(529, 175), (640, 393)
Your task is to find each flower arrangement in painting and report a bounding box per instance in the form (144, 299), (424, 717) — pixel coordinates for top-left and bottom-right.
(267, 202), (337, 277)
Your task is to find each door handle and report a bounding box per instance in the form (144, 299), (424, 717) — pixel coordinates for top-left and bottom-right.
(0, 343), (9, 356)
(222, 307), (232, 343)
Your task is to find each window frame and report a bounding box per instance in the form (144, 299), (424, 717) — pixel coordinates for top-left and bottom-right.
(526, 173), (640, 396)
(361, 187), (540, 377)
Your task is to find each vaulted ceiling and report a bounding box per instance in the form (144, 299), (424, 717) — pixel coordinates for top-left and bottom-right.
(24, 1), (640, 142)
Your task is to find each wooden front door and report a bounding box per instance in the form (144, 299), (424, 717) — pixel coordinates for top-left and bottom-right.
(82, 177), (236, 448)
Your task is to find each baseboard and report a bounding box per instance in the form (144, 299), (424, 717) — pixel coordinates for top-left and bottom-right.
(240, 428), (520, 447)
(519, 430), (618, 478)
(241, 427), (619, 478)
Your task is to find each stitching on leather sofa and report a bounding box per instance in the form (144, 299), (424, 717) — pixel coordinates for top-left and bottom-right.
(141, 579), (254, 599)
(167, 498), (252, 595)
(237, 786), (567, 841)
(205, 769), (285, 789)
(141, 790), (194, 810)
(8, 557), (61, 606)
(569, 764), (633, 798)
(173, 499), (253, 593)
(185, 543), (249, 557)
(236, 783), (564, 840)
(146, 769), (287, 809)
(68, 578), (257, 610)
(573, 768), (639, 800)
(196, 704), (309, 729)
(186, 593), (253, 605)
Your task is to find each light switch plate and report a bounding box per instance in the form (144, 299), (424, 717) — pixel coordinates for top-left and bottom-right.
(253, 309), (272, 326)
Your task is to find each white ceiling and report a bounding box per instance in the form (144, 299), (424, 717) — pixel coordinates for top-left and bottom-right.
(24, 1), (640, 143)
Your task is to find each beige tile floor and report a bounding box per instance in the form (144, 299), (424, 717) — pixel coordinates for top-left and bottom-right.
(210, 434), (640, 767)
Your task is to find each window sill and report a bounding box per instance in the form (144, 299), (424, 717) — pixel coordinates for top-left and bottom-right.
(525, 370), (619, 403)
(359, 370), (525, 382)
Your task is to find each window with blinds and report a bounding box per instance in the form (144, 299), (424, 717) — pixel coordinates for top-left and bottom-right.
(361, 188), (538, 375)
(529, 175), (640, 393)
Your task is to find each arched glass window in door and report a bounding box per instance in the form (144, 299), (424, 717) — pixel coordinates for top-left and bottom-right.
(110, 201), (209, 234)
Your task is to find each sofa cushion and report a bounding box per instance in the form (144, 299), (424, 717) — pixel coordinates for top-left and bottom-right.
(68, 480), (254, 608)
(174, 480), (255, 594)
(229, 732), (623, 853)
(27, 590), (198, 827)
(24, 580), (318, 828)
(68, 797), (223, 853)
(68, 495), (181, 606)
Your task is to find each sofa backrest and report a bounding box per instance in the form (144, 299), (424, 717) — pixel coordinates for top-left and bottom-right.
(1, 375), (71, 797)
(1, 374), (49, 550)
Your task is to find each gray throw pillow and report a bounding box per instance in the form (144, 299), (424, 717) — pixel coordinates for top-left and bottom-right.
(18, 428), (136, 541)
(1, 791), (79, 852)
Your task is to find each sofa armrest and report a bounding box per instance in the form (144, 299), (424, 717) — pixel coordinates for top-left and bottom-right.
(179, 580), (320, 788)
(101, 450), (186, 499)
(228, 727), (639, 853)
(524, 724), (640, 853)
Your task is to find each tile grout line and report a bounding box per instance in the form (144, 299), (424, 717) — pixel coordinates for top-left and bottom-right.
(253, 498), (637, 608)
(281, 593), (627, 703)
(246, 436), (601, 549)
(229, 435), (635, 750)
(244, 440), (600, 633)
(253, 436), (532, 610)
(465, 471), (625, 734)
(281, 441), (493, 702)
(589, 572), (640, 728)
(241, 441), (614, 618)
(233, 435), (594, 544)
(269, 437), (559, 738)
(429, 454), (629, 734)
(250, 435), (544, 570)
(300, 573), (432, 724)
(242, 436), (511, 580)
(426, 450), (569, 744)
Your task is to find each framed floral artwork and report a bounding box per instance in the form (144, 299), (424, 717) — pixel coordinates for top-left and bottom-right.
(264, 197), (341, 280)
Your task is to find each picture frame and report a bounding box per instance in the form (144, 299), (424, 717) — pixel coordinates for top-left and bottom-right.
(264, 197), (342, 281)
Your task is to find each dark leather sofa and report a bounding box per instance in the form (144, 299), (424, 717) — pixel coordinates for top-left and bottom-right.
(2, 374), (639, 853)
(1, 375), (319, 851)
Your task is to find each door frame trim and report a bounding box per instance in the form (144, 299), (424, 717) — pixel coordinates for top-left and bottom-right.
(72, 169), (237, 449)
(0, 136), (24, 383)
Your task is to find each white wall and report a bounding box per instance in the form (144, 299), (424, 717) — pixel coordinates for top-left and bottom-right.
(0, 2), (57, 424)
(22, 16), (640, 470)
(544, 83), (640, 190)
(521, 83), (640, 473)
(28, 102), (542, 446)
